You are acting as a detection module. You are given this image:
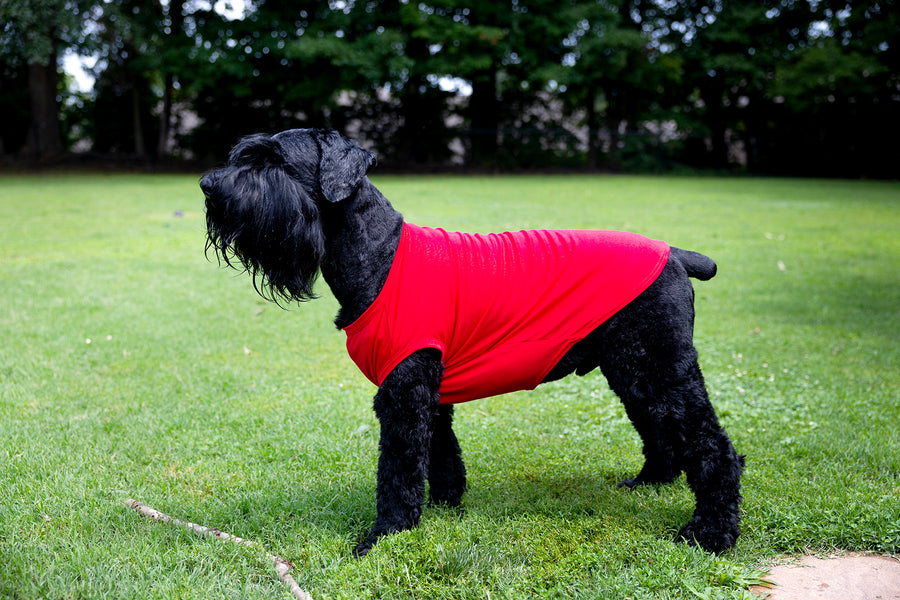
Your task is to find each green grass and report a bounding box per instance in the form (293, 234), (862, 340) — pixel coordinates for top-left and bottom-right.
(1, 173), (898, 599)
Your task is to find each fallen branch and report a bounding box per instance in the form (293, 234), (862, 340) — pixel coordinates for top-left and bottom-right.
(125, 498), (312, 600)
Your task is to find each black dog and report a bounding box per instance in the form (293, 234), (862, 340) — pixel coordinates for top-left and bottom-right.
(201, 128), (743, 557)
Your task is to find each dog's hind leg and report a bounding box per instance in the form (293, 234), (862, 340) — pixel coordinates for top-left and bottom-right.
(354, 349), (443, 557)
(668, 362), (744, 553)
(596, 325), (687, 491)
(595, 261), (742, 553)
(616, 396), (683, 488)
(427, 404), (467, 507)
(602, 338), (743, 553)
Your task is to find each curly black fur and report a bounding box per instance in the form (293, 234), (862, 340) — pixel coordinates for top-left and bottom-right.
(201, 128), (744, 557)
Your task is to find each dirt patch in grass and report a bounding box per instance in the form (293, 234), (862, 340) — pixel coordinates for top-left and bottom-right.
(750, 554), (900, 599)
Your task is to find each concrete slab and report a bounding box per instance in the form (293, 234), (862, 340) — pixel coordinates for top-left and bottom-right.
(750, 555), (900, 600)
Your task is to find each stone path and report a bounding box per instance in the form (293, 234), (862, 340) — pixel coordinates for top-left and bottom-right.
(750, 555), (900, 600)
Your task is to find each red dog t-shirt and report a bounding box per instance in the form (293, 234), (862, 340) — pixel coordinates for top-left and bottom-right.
(343, 223), (670, 404)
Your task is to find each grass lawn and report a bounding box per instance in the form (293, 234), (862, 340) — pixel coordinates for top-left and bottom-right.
(1, 173), (898, 599)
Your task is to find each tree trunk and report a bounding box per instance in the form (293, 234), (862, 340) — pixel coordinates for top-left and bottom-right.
(586, 84), (599, 169)
(467, 64), (500, 166)
(21, 56), (63, 161)
(132, 85), (146, 158)
(157, 72), (173, 158)
(157, 0), (185, 159)
(702, 81), (729, 169)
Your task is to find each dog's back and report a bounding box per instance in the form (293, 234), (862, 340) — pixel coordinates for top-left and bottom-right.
(344, 224), (671, 404)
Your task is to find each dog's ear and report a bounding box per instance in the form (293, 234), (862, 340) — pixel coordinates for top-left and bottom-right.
(315, 129), (377, 203)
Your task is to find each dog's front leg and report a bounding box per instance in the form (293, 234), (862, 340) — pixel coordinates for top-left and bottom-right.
(353, 349), (444, 557)
(427, 403), (466, 507)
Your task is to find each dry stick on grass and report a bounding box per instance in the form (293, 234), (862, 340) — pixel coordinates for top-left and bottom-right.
(125, 499), (312, 600)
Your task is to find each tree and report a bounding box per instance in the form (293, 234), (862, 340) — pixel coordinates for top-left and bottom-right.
(0, 0), (89, 160)
(0, 22), (32, 154)
(765, 0), (899, 176)
(555, 0), (681, 169)
(655, 1), (785, 169)
(156, 0), (187, 158)
(182, 0), (330, 158)
(82, 0), (205, 159)
(653, 0), (898, 176)
(401, 0), (588, 167)
(284, 0), (446, 163)
(6, 0), (892, 175)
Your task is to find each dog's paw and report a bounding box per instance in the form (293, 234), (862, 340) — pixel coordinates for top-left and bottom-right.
(617, 470), (679, 489)
(427, 486), (465, 508)
(426, 497), (465, 517)
(353, 530), (385, 558)
(675, 517), (740, 554)
(618, 459), (682, 489)
(353, 524), (403, 558)
(352, 534), (378, 558)
(617, 475), (646, 489)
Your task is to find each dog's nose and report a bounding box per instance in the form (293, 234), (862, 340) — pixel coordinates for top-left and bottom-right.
(200, 173), (216, 195)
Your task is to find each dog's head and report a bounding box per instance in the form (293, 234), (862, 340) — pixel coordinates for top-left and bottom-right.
(201, 129), (376, 303)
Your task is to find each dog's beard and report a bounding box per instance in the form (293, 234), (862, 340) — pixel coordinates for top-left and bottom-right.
(206, 218), (324, 304)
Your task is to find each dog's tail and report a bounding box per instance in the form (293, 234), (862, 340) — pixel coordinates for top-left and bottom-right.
(671, 247), (717, 281)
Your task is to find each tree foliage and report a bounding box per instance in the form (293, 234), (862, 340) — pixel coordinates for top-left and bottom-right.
(1, 0), (897, 176)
